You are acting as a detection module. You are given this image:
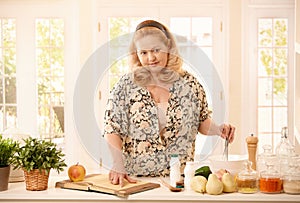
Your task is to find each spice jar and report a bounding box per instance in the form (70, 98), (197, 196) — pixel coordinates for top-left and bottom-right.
(236, 161), (258, 194)
(259, 162), (282, 193)
(283, 155), (300, 194)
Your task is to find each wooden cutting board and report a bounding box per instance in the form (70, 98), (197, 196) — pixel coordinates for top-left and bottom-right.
(55, 174), (160, 197)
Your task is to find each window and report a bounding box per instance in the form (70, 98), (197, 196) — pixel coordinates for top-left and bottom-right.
(0, 3), (69, 145)
(36, 18), (65, 140)
(257, 18), (289, 151)
(243, 2), (295, 153)
(0, 18), (17, 131)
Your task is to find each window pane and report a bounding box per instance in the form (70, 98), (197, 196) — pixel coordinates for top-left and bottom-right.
(36, 18), (65, 139)
(6, 105), (16, 128)
(51, 48), (64, 76)
(258, 19), (272, 47)
(258, 48), (272, 76)
(36, 19), (50, 47)
(3, 48), (16, 75)
(192, 18), (212, 46)
(274, 19), (287, 47)
(273, 107), (287, 132)
(170, 18), (190, 43)
(258, 78), (272, 106)
(0, 77), (3, 104)
(0, 18), (17, 131)
(274, 48), (287, 77)
(273, 77), (287, 106)
(50, 19), (64, 47)
(37, 48), (50, 76)
(5, 77), (16, 103)
(258, 107), (272, 133)
(3, 19), (16, 47)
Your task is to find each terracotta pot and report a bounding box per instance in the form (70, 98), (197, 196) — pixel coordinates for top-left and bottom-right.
(0, 165), (11, 191)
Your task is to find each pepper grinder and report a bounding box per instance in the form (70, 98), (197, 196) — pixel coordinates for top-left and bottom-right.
(246, 134), (258, 170)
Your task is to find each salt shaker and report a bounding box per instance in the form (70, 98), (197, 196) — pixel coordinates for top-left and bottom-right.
(184, 161), (195, 191)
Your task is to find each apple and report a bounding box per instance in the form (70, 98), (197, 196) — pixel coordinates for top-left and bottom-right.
(68, 163), (86, 182)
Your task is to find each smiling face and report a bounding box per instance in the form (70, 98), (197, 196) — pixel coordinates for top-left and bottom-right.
(135, 35), (169, 71)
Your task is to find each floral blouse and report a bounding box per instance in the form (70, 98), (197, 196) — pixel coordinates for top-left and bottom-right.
(104, 71), (210, 176)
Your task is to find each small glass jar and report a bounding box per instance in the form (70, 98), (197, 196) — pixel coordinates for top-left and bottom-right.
(283, 155), (300, 194)
(259, 162), (282, 193)
(236, 161), (258, 194)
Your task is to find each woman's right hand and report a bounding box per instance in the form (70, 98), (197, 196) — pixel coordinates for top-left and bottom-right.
(109, 170), (137, 187)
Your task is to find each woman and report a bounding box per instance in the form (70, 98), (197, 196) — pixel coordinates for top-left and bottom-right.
(104, 20), (235, 186)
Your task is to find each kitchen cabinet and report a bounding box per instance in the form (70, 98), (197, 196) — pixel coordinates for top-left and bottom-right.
(1, 175), (299, 203)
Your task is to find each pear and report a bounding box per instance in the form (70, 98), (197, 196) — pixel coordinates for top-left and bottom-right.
(206, 174), (223, 195)
(222, 172), (236, 193)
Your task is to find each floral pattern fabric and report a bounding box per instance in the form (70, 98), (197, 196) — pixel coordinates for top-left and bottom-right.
(104, 71), (210, 176)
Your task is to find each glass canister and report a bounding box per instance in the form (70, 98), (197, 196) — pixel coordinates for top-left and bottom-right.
(283, 155), (300, 194)
(259, 162), (282, 193)
(256, 144), (276, 175)
(236, 161), (258, 193)
(275, 127), (294, 176)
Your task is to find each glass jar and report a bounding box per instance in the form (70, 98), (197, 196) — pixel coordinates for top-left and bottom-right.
(275, 127), (294, 176)
(283, 155), (300, 194)
(236, 161), (258, 194)
(259, 162), (282, 193)
(257, 144), (276, 175)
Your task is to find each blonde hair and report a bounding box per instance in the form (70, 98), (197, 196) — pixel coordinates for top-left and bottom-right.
(128, 20), (184, 86)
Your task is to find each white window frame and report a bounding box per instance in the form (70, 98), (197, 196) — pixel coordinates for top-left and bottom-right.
(242, 0), (295, 152)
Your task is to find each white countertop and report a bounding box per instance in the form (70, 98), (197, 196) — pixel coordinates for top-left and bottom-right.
(1, 175), (299, 203)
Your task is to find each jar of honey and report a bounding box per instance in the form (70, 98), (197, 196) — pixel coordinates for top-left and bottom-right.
(236, 161), (258, 193)
(259, 162), (282, 193)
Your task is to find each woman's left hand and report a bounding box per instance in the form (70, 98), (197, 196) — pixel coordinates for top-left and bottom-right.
(219, 124), (235, 143)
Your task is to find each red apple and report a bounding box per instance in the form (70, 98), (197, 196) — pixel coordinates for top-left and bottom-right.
(68, 163), (86, 182)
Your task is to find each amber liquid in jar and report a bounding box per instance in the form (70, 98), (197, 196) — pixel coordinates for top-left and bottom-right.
(259, 177), (282, 193)
(236, 178), (258, 193)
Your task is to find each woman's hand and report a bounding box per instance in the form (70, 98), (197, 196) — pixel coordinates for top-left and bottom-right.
(109, 170), (137, 187)
(219, 123), (235, 143)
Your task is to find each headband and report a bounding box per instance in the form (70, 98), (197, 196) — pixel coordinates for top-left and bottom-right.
(135, 21), (169, 39)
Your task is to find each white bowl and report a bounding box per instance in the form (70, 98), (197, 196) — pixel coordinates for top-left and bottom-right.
(208, 154), (248, 176)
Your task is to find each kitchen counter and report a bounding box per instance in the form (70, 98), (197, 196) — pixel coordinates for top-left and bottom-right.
(1, 175), (299, 203)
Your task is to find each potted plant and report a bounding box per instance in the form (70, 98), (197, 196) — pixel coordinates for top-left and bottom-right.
(14, 137), (67, 191)
(0, 135), (19, 191)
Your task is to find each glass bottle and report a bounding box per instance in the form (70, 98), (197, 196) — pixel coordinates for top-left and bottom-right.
(283, 155), (300, 194)
(236, 161), (258, 193)
(275, 127), (294, 176)
(259, 162), (282, 193)
(169, 154), (181, 187)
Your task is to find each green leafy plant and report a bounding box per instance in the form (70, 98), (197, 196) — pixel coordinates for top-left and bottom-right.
(0, 135), (19, 167)
(14, 137), (67, 174)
